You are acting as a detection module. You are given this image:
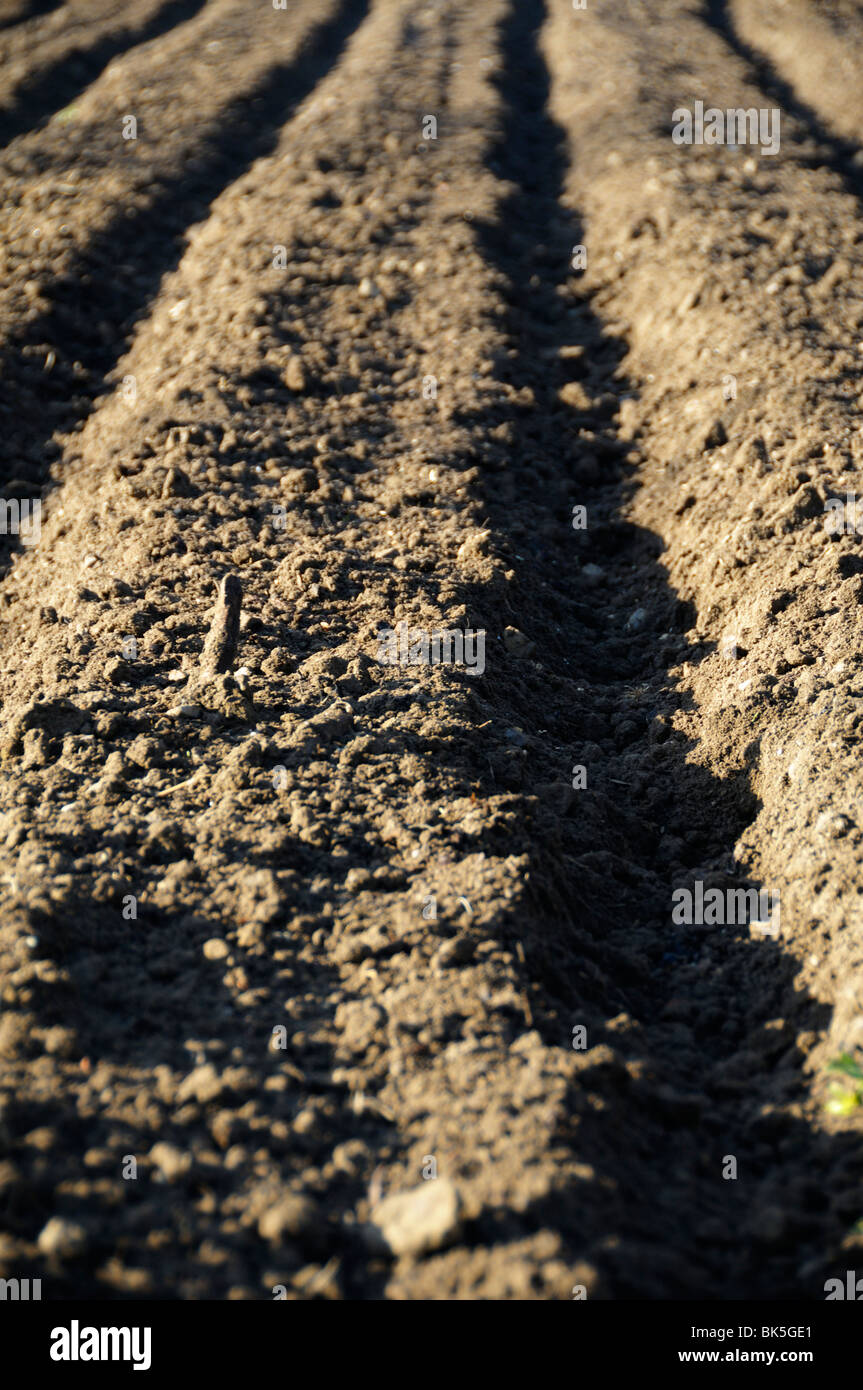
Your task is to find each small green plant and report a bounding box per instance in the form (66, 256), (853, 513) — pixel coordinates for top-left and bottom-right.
(825, 1052), (863, 1116)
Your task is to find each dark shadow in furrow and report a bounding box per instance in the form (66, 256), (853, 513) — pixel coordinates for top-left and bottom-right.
(0, 0), (209, 147)
(0, 0), (370, 558)
(454, 0), (861, 1298)
(705, 0), (863, 194)
(0, 0), (63, 31)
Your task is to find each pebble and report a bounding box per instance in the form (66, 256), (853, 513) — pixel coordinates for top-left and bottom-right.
(104, 657), (132, 685)
(177, 1063), (224, 1105)
(625, 607), (647, 632)
(782, 645), (811, 668)
(503, 626), (535, 656)
(38, 1217), (87, 1258)
(282, 356), (306, 392)
(358, 277), (380, 299)
(456, 531), (491, 564)
(366, 1178), (462, 1258)
(203, 938), (230, 961)
(559, 381), (593, 411)
(150, 1142), (193, 1181)
(345, 866), (375, 893)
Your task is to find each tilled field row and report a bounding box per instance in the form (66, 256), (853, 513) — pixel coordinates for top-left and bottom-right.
(0, 0), (364, 526)
(0, 0), (208, 148)
(0, 0), (862, 1300)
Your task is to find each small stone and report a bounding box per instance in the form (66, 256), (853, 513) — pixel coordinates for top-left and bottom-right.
(149, 1142), (193, 1181)
(203, 938), (230, 961)
(42, 1026), (77, 1057)
(559, 381), (593, 411)
(358, 277), (380, 299)
(38, 1217), (87, 1258)
(293, 1108), (317, 1136)
(345, 867), (375, 893)
(306, 703), (354, 740)
(177, 1063), (224, 1105)
(503, 626), (535, 657)
(625, 607), (647, 632)
(282, 356), (306, 392)
(103, 750), (129, 780)
(169, 703), (201, 718)
(126, 735), (166, 769)
(366, 1178), (462, 1258)
(456, 531), (491, 565)
(782, 645), (811, 668)
(104, 657), (133, 685)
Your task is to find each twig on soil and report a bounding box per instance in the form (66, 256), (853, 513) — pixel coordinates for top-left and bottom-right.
(199, 574), (242, 677)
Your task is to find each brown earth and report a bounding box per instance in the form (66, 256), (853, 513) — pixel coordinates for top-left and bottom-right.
(1, 0), (863, 1301)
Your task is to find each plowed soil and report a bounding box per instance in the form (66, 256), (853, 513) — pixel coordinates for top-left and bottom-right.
(2, 0), (863, 1301)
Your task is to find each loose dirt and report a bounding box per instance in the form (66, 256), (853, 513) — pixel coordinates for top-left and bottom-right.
(1, 0), (863, 1301)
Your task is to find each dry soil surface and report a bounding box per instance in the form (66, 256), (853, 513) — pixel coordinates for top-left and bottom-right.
(2, 0), (863, 1300)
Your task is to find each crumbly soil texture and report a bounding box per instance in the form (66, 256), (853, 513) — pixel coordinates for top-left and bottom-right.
(2, 0), (863, 1301)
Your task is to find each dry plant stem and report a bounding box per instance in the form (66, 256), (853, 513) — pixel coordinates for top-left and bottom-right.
(199, 573), (242, 677)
